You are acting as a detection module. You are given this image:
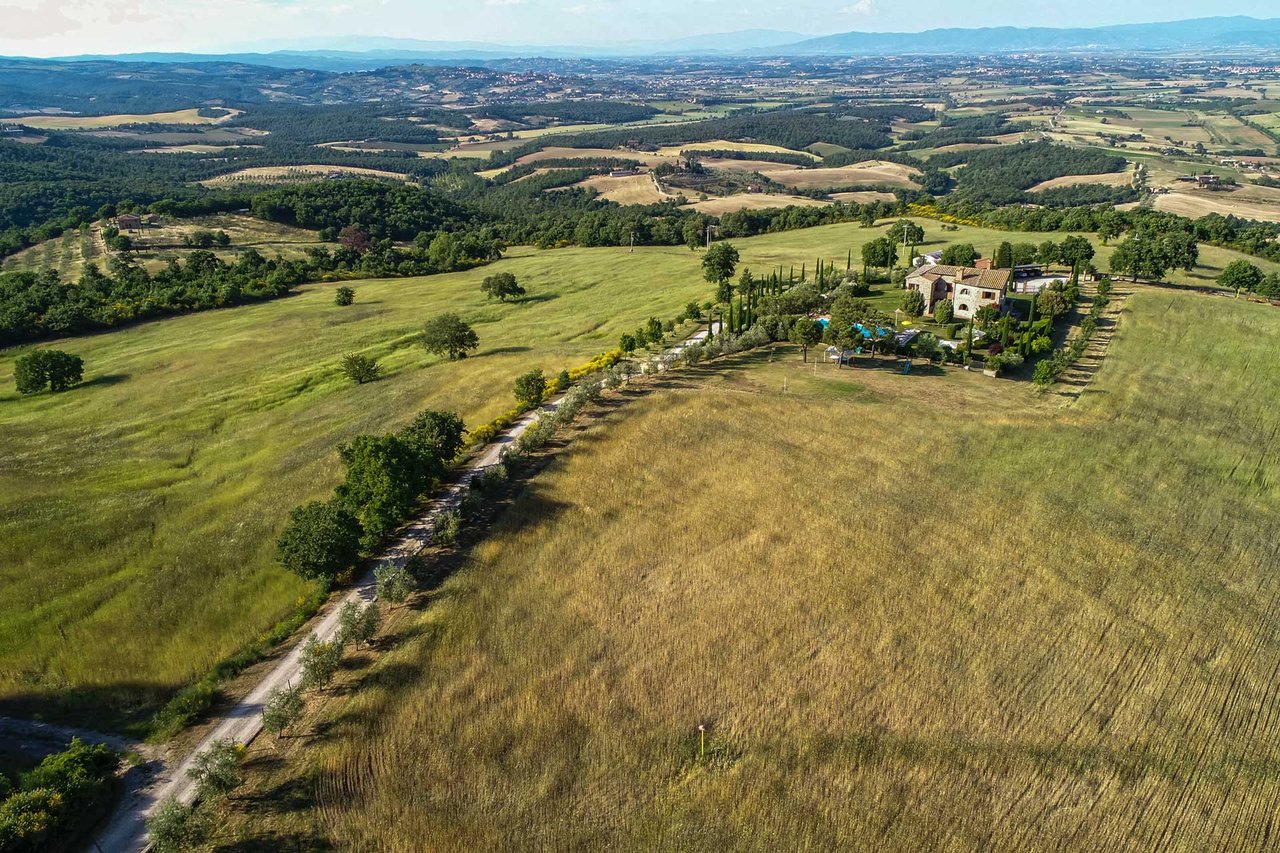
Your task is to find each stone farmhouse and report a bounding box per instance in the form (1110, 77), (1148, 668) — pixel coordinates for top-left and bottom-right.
(907, 264), (1010, 320)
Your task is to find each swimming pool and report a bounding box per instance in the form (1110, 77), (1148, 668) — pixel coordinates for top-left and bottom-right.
(817, 318), (891, 337)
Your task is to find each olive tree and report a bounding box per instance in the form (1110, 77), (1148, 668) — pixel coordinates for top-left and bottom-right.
(187, 739), (243, 799)
(261, 684), (304, 739)
(374, 561), (415, 605)
(299, 636), (342, 691)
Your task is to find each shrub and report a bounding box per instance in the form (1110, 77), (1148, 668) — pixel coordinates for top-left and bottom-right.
(1032, 359), (1062, 386)
(334, 286), (355, 306)
(514, 368), (547, 410)
(0, 738), (117, 852)
(901, 289), (925, 317)
(0, 789), (65, 852)
(435, 509), (462, 545)
(276, 501), (363, 583)
(340, 353), (380, 384)
(934, 299), (954, 325)
(374, 562), (415, 605)
(13, 349), (83, 394)
(299, 637), (342, 690)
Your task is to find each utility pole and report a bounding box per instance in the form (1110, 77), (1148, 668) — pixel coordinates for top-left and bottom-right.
(629, 232), (635, 253)
(705, 224), (719, 248)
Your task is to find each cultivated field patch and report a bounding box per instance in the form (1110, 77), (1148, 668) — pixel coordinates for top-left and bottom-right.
(199, 165), (411, 186)
(769, 161), (922, 190)
(8, 108), (242, 129)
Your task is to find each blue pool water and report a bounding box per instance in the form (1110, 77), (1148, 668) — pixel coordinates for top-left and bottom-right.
(817, 318), (890, 337)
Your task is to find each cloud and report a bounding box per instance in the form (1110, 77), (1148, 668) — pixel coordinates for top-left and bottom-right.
(0, 0), (78, 38)
(838, 0), (874, 14)
(485, 0), (526, 5)
(561, 3), (590, 12)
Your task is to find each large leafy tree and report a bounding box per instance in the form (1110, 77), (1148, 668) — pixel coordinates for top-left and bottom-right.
(702, 242), (740, 290)
(421, 313), (479, 359)
(480, 271), (526, 302)
(940, 243), (979, 267)
(336, 434), (429, 547)
(399, 410), (466, 481)
(13, 348), (83, 394)
(275, 500), (363, 582)
(1219, 259), (1264, 294)
(1058, 235), (1096, 270)
(861, 237), (898, 279)
(788, 316), (822, 362)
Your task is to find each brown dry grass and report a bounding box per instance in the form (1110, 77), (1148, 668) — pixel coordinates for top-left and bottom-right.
(684, 194), (830, 214)
(199, 165), (410, 187)
(215, 289), (1280, 851)
(770, 161), (921, 190)
(1029, 171), (1134, 192)
(575, 173), (671, 205)
(10, 108), (241, 129)
(1146, 185), (1280, 223)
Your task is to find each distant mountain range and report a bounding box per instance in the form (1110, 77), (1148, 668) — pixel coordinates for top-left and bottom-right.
(17, 16), (1280, 71)
(774, 16), (1280, 56)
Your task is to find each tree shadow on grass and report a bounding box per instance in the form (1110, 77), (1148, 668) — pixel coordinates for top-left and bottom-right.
(80, 372), (130, 389)
(213, 831), (334, 853)
(517, 293), (559, 305)
(481, 345), (533, 356)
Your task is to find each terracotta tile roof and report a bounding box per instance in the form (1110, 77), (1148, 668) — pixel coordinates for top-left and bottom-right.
(910, 264), (1010, 290)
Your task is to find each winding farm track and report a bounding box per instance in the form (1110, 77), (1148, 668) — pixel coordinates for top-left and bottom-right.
(92, 324), (715, 852)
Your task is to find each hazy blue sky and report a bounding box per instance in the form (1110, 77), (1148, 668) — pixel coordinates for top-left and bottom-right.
(2, 0), (1279, 57)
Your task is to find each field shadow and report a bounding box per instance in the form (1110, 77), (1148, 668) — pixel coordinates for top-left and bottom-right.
(0, 684), (165, 737)
(212, 832), (334, 853)
(518, 293), (559, 305)
(81, 372), (130, 389)
(481, 345), (533, 356)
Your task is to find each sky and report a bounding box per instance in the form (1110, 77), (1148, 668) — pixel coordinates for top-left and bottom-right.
(2, 0), (1280, 57)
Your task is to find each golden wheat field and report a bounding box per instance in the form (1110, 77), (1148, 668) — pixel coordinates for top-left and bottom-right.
(214, 288), (1280, 851)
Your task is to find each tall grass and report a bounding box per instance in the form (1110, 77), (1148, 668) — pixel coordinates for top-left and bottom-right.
(289, 291), (1280, 850)
(3, 216), (1277, 729)
(0, 245), (710, 726)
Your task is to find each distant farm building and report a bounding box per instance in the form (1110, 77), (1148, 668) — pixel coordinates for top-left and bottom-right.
(114, 213), (143, 231)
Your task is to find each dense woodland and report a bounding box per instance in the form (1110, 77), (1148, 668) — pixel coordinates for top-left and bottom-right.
(931, 142), (1128, 205)
(472, 101), (658, 124)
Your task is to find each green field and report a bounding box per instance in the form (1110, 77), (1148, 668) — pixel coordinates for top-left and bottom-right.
(209, 287), (1280, 850)
(0, 245), (712, 726)
(4, 218), (1277, 728)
